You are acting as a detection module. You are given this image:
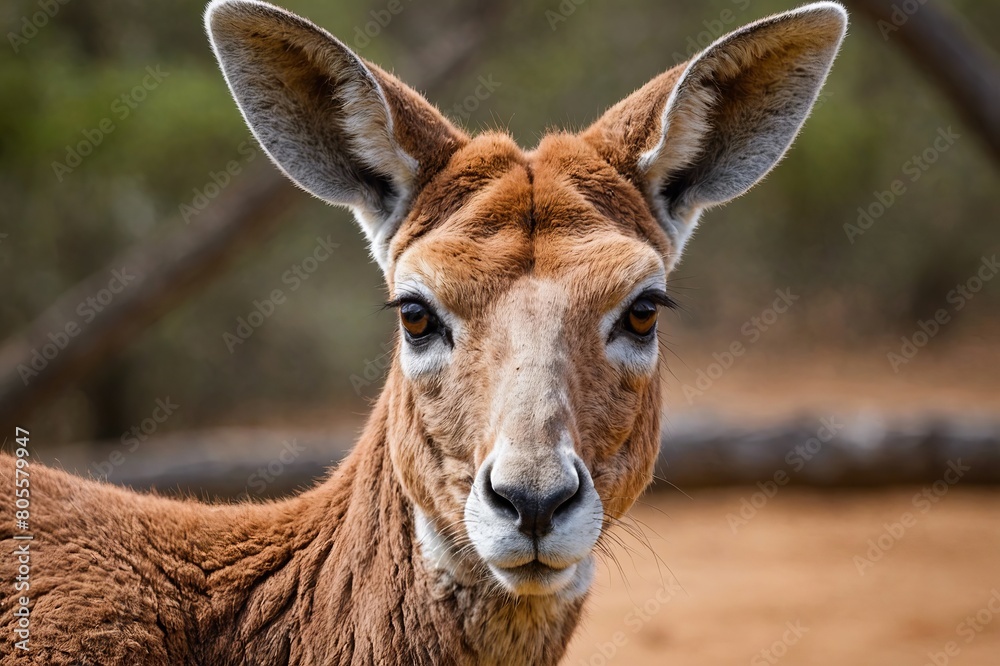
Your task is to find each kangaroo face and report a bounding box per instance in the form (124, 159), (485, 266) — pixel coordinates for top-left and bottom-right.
(207, 0), (846, 596)
(384, 132), (669, 595)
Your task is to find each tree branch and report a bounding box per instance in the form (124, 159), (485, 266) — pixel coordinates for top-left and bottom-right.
(844, 0), (1000, 164)
(0, 0), (517, 429)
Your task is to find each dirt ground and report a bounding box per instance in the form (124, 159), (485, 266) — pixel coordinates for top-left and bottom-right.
(658, 335), (1000, 423)
(41, 332), (999, 664)
(564, 488), (1000, 666)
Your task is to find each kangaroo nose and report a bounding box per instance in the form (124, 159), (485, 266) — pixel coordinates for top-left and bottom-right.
(483, 464), (582, 538)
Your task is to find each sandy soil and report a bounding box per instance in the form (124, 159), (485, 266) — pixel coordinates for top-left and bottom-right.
(46, 335), (999, 665)
(659, 335), (1000, 424)
(564, 488), (1000, 666)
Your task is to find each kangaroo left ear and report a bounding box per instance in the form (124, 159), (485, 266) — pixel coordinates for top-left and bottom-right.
(583, 2), (847, 264)
(205, 0), (468, 272)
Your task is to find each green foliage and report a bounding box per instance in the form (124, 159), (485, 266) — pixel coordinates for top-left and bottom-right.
(1, 0), (997, 443)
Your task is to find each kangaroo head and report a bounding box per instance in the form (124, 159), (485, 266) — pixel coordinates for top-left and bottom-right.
(207, 0), (846, 598)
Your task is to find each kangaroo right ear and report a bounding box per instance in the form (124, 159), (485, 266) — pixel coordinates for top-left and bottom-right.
(205, 0), (468, 271)
(583, 2), (847, 265)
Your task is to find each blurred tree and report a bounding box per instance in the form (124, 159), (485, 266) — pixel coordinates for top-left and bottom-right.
(1, 0), (997, 445)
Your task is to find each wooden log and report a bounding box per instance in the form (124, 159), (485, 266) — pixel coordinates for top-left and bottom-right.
(39, 414), (1000, 500)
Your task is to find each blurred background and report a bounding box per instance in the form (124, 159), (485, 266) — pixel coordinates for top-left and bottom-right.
(1, 0), (998, 663)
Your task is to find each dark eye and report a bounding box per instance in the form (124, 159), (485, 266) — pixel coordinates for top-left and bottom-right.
(623, 298), (658, 338)
(399, 301), (438, 342)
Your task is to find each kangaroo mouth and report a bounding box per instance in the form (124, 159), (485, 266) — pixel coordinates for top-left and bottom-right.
(488, 558), (587, 597)
(497, 560), (565, 577)
(463, 450), (604, 597)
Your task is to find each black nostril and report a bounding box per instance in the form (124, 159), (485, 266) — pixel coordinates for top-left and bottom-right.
(488, 470), (581, 539)
(552, 478), (583, 520)
(482, 468), (520, 521)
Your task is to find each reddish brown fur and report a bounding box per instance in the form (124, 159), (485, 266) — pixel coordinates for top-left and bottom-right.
(0, 1), (847, 661)
(0, 129), (665, 666)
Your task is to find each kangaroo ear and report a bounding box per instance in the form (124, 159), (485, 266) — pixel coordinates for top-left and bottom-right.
(583, 2), (847, 263)
(205, 0), (468, 270)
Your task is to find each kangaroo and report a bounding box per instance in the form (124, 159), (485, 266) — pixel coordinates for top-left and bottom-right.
(0, 1), (846, 663)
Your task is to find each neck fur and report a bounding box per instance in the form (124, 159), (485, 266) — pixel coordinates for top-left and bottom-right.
(205, 376), (587, 665)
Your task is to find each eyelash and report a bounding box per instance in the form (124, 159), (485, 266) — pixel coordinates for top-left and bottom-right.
(385, 289), (676, 345)
(386, 295), (451, 347)
(386, 292), (677, 311)
(641, 290), (678, 310)
(384, 295), (430, 311)
(613, 289), (676, 342)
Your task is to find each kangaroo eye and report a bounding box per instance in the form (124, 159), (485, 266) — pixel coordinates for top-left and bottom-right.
(623, 298), (658, 337)
(399, 301), (437, 341)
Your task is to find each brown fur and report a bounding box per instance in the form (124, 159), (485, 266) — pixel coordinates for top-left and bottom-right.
(0, 130), (664, 666)
(0, 399), (583, 665)
(0, 2), (846, 663)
